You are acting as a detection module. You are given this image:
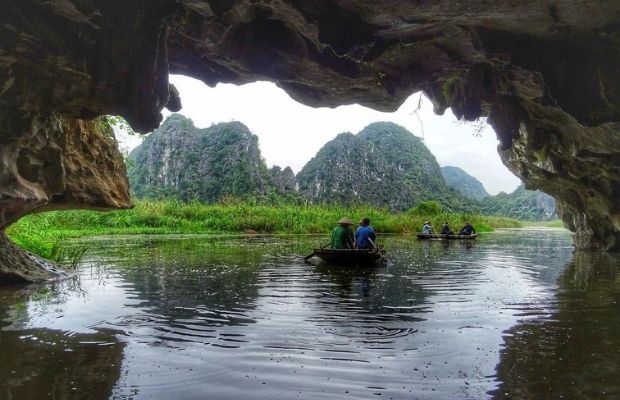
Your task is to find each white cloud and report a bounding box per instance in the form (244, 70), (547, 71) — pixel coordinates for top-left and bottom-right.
(160, 75), (520, 195)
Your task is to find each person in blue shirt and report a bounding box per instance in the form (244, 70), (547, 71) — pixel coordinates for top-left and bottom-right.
(355, 217), (376, 249)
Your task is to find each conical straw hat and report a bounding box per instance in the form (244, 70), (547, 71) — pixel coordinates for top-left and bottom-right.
(337, 217), (353, 225)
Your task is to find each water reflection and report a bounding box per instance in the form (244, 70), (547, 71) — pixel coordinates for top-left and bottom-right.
(0, 287), (124, 399)
(314, 264), (379, 297)
(2, 229), (605, 399)
(492, 251), (620, 399)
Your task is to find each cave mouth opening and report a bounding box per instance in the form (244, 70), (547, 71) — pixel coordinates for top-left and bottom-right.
(123, 74), (521, 198)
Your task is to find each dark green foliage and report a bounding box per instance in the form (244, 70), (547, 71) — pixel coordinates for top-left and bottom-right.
(409, 200), (442, 215)
(441, 166), (490, 200)
(7, 201), (522, 253)
(480, 184), (557, 221)
(296, 122), (476, 212)
(441, 167), (557, 221)
(128, 115), (297, 203)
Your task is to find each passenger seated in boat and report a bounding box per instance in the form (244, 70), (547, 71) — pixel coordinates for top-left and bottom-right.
(422, 221), (433, 235)
(459, 222), (476, 235)
(355, 218), (376, 249)
(440, 222), (454, 235)
(331, 218), (354, 249)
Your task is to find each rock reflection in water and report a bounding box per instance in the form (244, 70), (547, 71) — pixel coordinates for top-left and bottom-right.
(0, 286), (124, 399)
(492, 251), (620, 399)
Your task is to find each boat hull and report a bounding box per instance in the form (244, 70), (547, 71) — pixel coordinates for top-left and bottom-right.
(312, 249), (385, 266)
(416, 233), (479, 240)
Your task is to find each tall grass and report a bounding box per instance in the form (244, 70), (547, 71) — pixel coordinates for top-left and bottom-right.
(6, 199), (522, 258)
(521, 219), (564, 228)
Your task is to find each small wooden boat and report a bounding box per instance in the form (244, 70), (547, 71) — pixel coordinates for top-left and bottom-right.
(307, 248), (386, 266)
(416, 233), (479, 240)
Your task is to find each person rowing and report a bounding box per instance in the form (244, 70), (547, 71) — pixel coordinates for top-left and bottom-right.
(458, 222), (476, 235)
(422, 221), (433, 235)
(440, 222), (454, 235)
(331, 217), (354, 249)
(354, 217), (376, 250)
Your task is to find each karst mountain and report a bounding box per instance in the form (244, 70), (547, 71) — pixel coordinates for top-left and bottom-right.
(128, 116), (554, 220)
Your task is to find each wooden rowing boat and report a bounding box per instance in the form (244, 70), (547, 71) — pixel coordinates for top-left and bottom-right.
(415, 233), (479, 240)
(310, 248), (386, 266)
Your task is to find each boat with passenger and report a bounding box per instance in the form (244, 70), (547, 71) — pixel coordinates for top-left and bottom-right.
(415, 233), (479, 240)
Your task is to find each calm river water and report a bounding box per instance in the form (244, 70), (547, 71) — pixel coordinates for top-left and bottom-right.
(1, 229), (620, 399)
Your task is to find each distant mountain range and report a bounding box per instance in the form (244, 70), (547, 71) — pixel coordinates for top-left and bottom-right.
(480, 185), (557, 221)
(439, 166), (556, 220)
(128, 115), (556, 220)
(441, 166), (490, 200)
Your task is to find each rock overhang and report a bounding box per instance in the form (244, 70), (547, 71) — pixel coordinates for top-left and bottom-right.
(0, 0), (618, 268)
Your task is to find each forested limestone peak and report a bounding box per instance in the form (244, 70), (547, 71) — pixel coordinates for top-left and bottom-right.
(296, 122), (473, 212)
(441, 166), (490, 201)
(480, 185), (557, 221)
(128, 115), (273, 202)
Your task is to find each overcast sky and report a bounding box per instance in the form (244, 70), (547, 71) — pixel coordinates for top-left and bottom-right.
(148, 74), (521, 195)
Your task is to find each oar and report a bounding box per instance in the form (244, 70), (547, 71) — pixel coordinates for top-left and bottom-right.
(367, 238), (388, 264)
(304, 242), (330, 261)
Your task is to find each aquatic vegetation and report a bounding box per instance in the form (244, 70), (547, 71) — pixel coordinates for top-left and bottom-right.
(30, 287), (53, 302)
(6, 200), (522, 258)
(8, 229), (88, 269)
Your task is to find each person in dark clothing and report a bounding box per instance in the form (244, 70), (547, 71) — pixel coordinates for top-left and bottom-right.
(355, 217), (376, 249)
(459, 222), (476, 235)
(331, 217), (354, 249)
(440, 222), (454, 235)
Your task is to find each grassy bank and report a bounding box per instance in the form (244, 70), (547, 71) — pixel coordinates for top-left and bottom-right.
(521, 219), (565, 228)
(6, 200), (522, 259)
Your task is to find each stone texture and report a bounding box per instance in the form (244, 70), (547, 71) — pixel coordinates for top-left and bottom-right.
(0, 232), (70, 283)
(295, 122), (469, 212)
(0, 0), (619, 256)
(0, 114), (131, 282)
(128, 115), (271, 202)
(441, 166), (490, 201)
(0, 114), (132, 227)
(269, 166), (297, 194)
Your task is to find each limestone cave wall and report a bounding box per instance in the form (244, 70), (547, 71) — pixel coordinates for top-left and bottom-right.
(0, 0), (619, 281)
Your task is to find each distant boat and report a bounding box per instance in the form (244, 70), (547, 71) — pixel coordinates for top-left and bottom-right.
(415, 233), (479, 240)
(306, 248), (386, 266)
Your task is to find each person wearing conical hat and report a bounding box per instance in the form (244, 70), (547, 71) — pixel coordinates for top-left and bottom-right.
(422, 221), (433, 235)
(331, 217), (354, 249)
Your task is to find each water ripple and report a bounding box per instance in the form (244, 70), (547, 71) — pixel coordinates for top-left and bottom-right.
(0, 229), (585, 400)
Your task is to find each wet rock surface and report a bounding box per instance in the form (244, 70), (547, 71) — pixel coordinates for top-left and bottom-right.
(0, 114), (131, 282)
(0, 232), (70, 283)
(0, 1), (619, 260)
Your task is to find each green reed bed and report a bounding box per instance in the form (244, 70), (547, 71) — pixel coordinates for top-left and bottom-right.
(6, 200), (522, 258)
(521, 219), (564, 228)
